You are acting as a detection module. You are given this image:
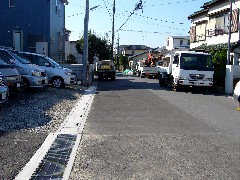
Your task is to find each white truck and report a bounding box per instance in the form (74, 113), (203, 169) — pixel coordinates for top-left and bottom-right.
(96, 60), (116, 81)
(136, 59), (158, 79)
(157, 51), (214, 91)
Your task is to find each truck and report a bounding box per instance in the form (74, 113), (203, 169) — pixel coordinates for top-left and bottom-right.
(157, 50), (214, 91)
(96, 59), (116, 81)
(136, 58), (158, 79)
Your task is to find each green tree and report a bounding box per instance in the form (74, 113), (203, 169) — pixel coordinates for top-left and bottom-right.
(210, 48), (227, 88)
(119, 54), (128, 71)
(76, 31), (111, 64)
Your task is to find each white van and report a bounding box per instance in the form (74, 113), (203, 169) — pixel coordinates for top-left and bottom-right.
(0, 49), (48, 91)
(19, 52), (77, 88)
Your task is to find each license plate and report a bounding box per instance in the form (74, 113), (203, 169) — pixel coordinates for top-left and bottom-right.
(1, 92), (6, 100)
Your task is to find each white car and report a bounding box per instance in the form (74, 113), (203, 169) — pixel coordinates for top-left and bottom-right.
(19, 52), (77, 88)
(234, 80), (240, 101)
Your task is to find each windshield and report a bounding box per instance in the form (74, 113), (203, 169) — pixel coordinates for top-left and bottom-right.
(180, 53), (213, 71)
(0, 58), (10, 66)
(47, 57), (61, 67)
(9, 51), (31, 64)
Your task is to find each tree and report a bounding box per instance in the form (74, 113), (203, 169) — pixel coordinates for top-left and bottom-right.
(76, 31), (111, 64)
(119, 54), (128, 71)
(210, 48), (227, 88)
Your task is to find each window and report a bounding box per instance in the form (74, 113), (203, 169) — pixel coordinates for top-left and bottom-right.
(187, 40), (190, 45)
(9, 0), (15, 7)
(196, 23), (206, 41)
(33, 56), (49, 66)
(180, 40), (183, 45)
(28, 35), (45, 48)
(215, 13), (228, 35)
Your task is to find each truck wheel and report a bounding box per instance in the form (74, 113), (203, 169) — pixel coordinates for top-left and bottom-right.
(111, 76), (115, 81)
(137, 71), (140, 77)
(52, 77), (64, 88)
(98, 75), (102, 81)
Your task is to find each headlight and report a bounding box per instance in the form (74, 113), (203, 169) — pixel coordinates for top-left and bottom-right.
(65, 71), (72, 75)
(179, 77), (188, 80)
(31, 70), (41, 76)
(6, 75), (21, 81)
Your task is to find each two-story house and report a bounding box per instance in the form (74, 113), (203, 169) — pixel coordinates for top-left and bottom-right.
(165, 36), (190, 50)
(158, 36), (190, 68)
(0, 0), (68, 61)
(188, 0), (240, 94)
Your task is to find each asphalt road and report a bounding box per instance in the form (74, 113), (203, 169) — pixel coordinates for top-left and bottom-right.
(70, 73), (240, 179)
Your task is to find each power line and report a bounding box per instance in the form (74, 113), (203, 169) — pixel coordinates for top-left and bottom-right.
(117, 0), (144, 31)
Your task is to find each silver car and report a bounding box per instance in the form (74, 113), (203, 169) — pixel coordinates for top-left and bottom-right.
(0, 71), (9, 105)
(0, 58), (22, 91)
(0, 48), (48, 91)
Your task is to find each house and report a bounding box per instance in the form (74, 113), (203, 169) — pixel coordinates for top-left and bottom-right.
(188, 0), (240, 94)
(158, 36), (190, 70)
(0, 0), (68, 62)
(121, 45), (151, 57)
(165, 36), (190, 50)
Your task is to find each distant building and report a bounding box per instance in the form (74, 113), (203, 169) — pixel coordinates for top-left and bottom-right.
(0, 0), (68, 62)
(121, 45), (151, 57)
(165, 36), (190, 50)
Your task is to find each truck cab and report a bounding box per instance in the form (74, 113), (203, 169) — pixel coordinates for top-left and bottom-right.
(158, 51), (214, 91)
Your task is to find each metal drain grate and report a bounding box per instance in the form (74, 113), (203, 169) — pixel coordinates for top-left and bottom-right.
(30, 134), (77, 180)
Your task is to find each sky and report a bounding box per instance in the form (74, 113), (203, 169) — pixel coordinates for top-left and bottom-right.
(65, 0), (209, 48)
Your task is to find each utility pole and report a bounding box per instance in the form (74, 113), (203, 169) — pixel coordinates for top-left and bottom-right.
(111, 0), (116, 61)
(227, 0), (233, 65)
(117, 33), (120, 70)
(82, 0), (89, 86)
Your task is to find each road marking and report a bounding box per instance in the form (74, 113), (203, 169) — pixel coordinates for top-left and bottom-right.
(15, 85), (96, 180)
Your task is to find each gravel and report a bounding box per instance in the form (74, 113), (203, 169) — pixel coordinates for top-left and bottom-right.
(0, 85), (87, 179)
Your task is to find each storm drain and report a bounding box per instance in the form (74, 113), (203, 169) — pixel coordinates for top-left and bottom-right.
(30, 134), (77, 180)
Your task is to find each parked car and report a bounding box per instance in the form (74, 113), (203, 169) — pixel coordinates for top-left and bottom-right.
(0, 57), (22, 91)
(18, 52), (77, 88)
(0, 71), (9, 105)
(234, 80), (240, 101)
(0, 48), (48, 91)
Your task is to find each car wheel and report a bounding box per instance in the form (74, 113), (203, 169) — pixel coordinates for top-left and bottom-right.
(18, 78), (30, 92)
(52, 77), (64, 88)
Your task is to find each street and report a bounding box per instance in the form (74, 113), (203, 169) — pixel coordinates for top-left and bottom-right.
(69, 74), (240, 179)
(1, 74), (240, 179)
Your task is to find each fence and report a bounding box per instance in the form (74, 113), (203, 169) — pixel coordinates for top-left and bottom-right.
(50, 53), (82, 64)
(61, 64), (94, 86)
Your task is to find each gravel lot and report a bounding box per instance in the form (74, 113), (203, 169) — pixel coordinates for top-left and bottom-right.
(0, 85), (87, 179)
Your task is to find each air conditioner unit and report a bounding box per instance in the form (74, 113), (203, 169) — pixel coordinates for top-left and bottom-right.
(36, 42), (48, 56)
